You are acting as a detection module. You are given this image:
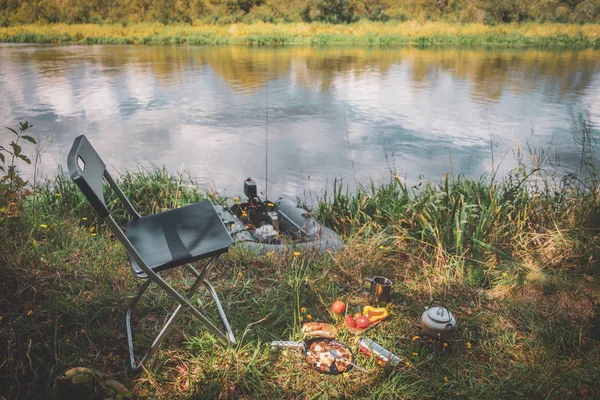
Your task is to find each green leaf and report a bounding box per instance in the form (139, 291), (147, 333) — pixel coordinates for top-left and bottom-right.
(10, 143), (21, 157)
(21, 135), (36, 144)
(0, 153), (4, 163)
(18, 154), (31, 164)
(5, 127), (18, 136)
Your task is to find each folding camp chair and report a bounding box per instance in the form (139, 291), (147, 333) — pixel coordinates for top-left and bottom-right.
(67, 135), (236, 371)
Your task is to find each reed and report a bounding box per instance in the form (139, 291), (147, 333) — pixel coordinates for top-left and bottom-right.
(1, 22), (600, 47)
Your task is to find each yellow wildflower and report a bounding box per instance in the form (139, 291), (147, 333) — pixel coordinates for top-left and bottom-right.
(113, 200), (117, 203)
(299, 316), (303, 322)
(268, 202), (275, 207)
(91, 233), (97, 237)
(40, 224), (47, 229)
(489, 357), (493, 361)
(466, 342), (472, 349)
(379, 245), (384, 249)
(47, 178), (51, 182)
(233, 197), (239, 201)
(300, 307), (306, 313)
(27, 310), (33, 316)
(412, 352), (418, 357)
(237, 272), (243, 278)
(241, 211), (248, 217)
(412, 335), (420, 341)
(89, 226), (95, 232)
(443, 342), (448, 347)
(404, 361), (411, 367)
(307, 315), (312, 320)
(502, 272), (509, 278)
(82, 217), (87, 221)
(55, 193), (61, 197)
(293, 251), (300, 257)
(444, 376), (448, 382)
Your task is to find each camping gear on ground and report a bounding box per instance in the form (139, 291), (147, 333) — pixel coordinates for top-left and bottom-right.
(271, 338), (356, 374)
(215, 178), (344, 254)
(420, 299), (457, 340)
(67, 135), (237, 371)
(357, 337), (402, 366)
(364, 276), (393, 303)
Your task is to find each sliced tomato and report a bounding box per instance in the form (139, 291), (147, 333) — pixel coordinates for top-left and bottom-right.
(356, 315), (371, 329)
(345, 314), (357, 328)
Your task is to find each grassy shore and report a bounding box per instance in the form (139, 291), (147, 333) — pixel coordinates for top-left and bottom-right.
(1, 21), (600, 47)
(2, 129), (600, 399)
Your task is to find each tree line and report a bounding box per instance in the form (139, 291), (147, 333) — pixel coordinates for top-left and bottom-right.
(1, 0), (598, 26)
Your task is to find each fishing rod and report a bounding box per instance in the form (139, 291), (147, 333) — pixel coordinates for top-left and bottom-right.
(265, 76), (269, 202)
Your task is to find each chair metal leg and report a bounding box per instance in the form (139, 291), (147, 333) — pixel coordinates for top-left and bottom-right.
(203, 280), (236, 344)
(125, 256), (237, 371)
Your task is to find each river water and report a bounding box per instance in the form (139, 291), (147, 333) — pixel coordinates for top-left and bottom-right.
(1, 45), (599, 199)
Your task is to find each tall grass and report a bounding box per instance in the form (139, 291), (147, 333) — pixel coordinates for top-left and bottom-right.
(1, 22), (600, 47)
(33, 166), (208, 231)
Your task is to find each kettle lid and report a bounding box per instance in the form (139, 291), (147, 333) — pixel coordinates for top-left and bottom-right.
(426, 306), (453, 323)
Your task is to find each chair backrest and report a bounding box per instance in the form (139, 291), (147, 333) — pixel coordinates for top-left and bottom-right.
(68, 135), (140, 219)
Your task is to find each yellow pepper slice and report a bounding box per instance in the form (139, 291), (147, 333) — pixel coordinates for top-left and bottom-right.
(363, 306), (389, 323)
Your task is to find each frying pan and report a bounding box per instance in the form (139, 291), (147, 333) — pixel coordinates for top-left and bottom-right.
(271, 337), (354, 375)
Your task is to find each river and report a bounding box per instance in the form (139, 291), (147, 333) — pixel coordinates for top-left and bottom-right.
(1, 44), (599, 200)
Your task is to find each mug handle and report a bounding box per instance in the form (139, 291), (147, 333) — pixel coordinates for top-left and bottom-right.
(364, 277), (374, 286)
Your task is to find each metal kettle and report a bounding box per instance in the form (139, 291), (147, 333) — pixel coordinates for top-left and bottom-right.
(420, 299), (457, 340)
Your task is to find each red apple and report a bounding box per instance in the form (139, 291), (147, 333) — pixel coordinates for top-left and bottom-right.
(332, 300), (346, 315)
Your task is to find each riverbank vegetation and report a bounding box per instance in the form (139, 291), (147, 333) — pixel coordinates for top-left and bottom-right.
(1, 21), (600, 46)
(1, 0), (599, 26)
(2, 115), (600, 398)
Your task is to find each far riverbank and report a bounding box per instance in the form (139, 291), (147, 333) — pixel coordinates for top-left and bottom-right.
(1, 21), (599, 47)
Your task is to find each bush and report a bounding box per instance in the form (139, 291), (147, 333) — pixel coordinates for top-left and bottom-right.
(313, 0), (357, 24)
(367, 5), (389, 22)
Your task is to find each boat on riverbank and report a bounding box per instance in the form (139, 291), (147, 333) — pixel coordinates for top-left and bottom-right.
(215, 178), (343, 254)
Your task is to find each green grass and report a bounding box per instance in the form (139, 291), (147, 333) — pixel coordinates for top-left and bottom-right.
(1, 22), (600, 47)
(2, 160), (600, 399)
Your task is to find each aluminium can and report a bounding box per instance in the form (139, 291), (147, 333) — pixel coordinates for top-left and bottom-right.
(357, 338), (402, 366)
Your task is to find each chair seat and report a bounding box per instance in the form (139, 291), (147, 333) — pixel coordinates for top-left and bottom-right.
(125, 201), (233, 277)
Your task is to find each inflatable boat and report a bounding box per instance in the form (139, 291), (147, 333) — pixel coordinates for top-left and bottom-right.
(214, 178), (344, 254)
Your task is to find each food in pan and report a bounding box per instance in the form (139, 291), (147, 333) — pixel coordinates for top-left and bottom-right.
(304, 340), (352, 373)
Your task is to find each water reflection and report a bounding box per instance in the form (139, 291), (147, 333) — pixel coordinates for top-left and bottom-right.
(0, 44), (598, 199)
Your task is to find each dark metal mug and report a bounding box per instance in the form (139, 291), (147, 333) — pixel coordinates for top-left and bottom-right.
(364, 276), (393, 303)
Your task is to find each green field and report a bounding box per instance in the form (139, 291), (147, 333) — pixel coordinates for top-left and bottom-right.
(1, 115), (600, 398)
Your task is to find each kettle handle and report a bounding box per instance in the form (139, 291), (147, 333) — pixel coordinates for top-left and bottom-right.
(428, 298), (452, 323)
